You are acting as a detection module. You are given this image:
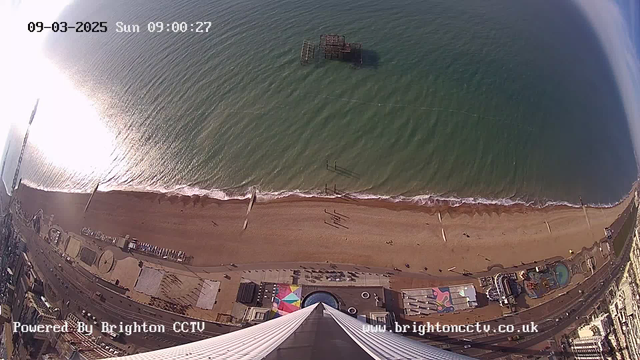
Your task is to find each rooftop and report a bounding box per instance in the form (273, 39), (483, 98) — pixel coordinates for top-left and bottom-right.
(301, 285), (385, 316)
(402, 284), (478, 316)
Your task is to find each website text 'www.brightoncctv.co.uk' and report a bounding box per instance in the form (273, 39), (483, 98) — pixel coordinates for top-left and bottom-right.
(363, 322), (539, 336)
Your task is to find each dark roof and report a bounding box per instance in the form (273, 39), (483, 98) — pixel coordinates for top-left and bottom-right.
(236, 282), (257, 304)
(79, 247), (96, 266)
(302, 286), (385, 314)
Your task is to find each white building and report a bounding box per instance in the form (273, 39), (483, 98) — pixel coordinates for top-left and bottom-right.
(577, 313), (611, 338)
(571, 336), (610, 360)
(606, 197), (640, 359)
(108, 303), (474, 360)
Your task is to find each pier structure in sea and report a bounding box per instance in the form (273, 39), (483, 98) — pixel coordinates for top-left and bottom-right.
(299, 34), (363, 67)
(319, 34), (362, 65)
(300, 39), (315, 65)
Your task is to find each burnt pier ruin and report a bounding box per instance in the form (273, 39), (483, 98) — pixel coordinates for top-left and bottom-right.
(300, 34), (363, 67)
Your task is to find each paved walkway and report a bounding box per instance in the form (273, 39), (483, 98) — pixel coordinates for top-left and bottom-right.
(11, 198), (634, 357)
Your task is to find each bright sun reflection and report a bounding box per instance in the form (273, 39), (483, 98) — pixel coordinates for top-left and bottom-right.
(29, 62), (121, 175)
(1, 0), (125, 183)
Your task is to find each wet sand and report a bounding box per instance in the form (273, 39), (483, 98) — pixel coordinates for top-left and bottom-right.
(15, 185), (632, 273)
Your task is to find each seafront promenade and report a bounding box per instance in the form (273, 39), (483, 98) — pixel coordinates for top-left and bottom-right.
(6, 183), (636, 357)
(15, 184), (631, 275)
(12, 190), (634, 325)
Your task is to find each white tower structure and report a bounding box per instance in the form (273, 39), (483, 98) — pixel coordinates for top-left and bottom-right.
(110, 303), (474, 360)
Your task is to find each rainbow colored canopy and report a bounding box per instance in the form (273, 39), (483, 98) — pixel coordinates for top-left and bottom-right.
(271, 284), (302, 318)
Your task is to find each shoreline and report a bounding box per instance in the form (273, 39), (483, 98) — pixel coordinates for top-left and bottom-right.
(18, 179), (631, 211)
(14, 183), (634, 274)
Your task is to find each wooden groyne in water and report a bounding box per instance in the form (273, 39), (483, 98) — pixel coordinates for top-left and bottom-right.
(84, 182), (100, 214)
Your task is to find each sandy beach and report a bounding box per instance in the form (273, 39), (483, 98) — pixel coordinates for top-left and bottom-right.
(15, 185), (631, 274)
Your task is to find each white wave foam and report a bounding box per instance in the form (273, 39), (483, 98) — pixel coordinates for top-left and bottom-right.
(21, 180), (89, 194)
(19, 179), (623, 209)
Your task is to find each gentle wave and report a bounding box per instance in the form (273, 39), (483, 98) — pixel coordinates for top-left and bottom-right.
(19, 179), (624, 209)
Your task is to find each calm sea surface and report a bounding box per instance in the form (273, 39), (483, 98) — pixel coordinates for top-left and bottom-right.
(4, 0), (637, 205)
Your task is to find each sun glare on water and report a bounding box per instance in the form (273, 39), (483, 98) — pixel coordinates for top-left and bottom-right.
(1, 0), (125, 180)
(28, 63), (122, 176)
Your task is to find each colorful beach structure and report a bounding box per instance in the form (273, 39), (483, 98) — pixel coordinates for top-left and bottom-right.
(300, 34), (363, 66)
(479, 262), (570, 309)
(270, 283), (303, 318)
(241, 281), (391, 326)
(522, 262), (571, 299)
(401, 284), (478, 316)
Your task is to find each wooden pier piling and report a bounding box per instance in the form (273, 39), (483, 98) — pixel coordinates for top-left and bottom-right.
(300, 40), (315, 65)
(300, 34), (362, 67)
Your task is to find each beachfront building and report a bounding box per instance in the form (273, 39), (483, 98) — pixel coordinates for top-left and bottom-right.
(402, 284), (478, 316)
(238, 281), (391, 326)
(11, 292), (58, 359)
(241, 306), (271, 324)
(0, 303), (10, 323)
(606, 218), (640, 360)
(480, 263), (569, 309)
(107, 302), (473, 360)
(1, 323), (14, 360)
(571, 336), (611, 360)
(494, 273), (519, 308)
(573, 312), (613, 357)
(577, 314), (612, 339)
(45, 317), (118, 359)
